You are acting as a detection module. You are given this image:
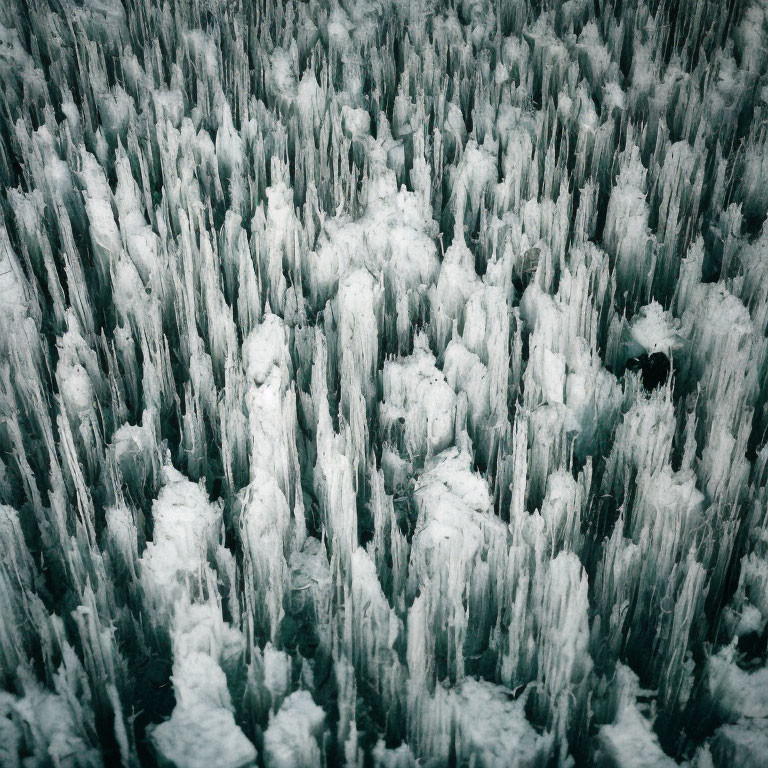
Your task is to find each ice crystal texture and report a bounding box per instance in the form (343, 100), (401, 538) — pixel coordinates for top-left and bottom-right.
(0, 0), (767, 766)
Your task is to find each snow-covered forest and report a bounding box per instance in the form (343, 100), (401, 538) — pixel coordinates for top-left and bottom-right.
(1, 0), (767, 765)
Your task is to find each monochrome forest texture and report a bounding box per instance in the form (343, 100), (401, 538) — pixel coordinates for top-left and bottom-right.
(1, 0), (768, 766)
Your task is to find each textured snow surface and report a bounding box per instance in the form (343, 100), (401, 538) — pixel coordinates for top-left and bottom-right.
(1, 0), (768, 766)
